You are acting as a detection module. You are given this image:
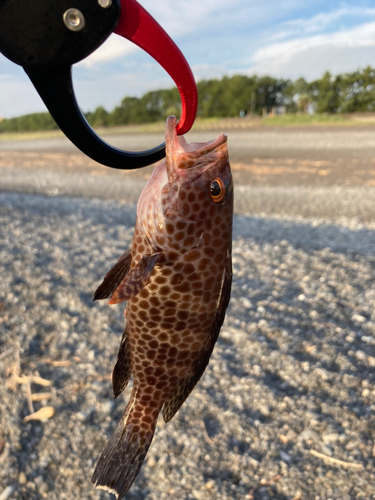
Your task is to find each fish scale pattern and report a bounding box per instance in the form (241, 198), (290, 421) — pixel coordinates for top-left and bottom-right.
(92, 116), (233, 499)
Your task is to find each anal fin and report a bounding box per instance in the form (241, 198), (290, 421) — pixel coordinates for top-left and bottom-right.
(162, 355), (210, 423)
(112, 328), (132, 399)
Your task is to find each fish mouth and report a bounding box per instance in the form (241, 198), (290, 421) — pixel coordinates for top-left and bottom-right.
(165, 116), (227, 174)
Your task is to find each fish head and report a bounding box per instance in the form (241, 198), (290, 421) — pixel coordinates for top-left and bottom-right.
(138, 116), (233, 254)
(162, 116), (232, 247)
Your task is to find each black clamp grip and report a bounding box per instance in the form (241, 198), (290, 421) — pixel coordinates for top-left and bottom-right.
(0, 0), (165, 169)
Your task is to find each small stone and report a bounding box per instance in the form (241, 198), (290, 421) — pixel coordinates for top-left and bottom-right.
(361, 336), (374, 344)
(367, 356), (375, 367)
(100, 401), (112, 414)
(157, 454), (168, 467)
(259, 404), (271, 417)
(352, 314), (366, 323)
(301, 361), (310, 372)
(356, 351), (366, 361)
(298, 294), (305, 301)
(314, 368), (329, 380)
(87, 350), (95, 361)
(0, 486), (15, 500)
(18, 472), (27, 484)
(345, 441), (357, 451)
(322, 433), (339, 444)
(279, 450), (292, 463)
(362, 388), (370, 397)
(249, 456), (260, 467)
(286, 429), (298, 441)
(320, 445), (333, 456)
(38, 482), (49, 495)
(240, 297), (252, 308)
(252, 365), (262, 376)
(192, 489), (205, 500)
(147, 456), (156, 467)
(298, 429), (319, 443)
(205, 480), (215, 490)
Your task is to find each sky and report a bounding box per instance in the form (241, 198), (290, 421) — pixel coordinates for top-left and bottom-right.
(1, 0), (375, 118)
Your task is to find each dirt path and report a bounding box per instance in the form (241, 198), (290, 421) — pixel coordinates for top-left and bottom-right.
(1, 127), (375, 221)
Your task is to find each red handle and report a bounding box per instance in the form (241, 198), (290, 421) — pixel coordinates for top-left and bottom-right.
(114, 0), (197, 135)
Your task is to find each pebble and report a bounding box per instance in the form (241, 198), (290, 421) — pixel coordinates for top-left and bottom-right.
(18, 472), (27, 485)
(205, 480), (215, 490)
(320, 445), (333, 456)
(352, 314), (366, 323)
(279, 450), (292, 463)
(147, 457), (157, 468)
(322, 433), (339, 444)
(192, 490), (205, 500)
(259, 404), (271, 417)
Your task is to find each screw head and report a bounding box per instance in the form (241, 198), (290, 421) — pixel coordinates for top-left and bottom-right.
(98, 0), (112, 7)
(63, 8), (86, 32)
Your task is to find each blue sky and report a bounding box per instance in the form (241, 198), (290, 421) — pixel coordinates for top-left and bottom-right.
(1, 0), (375, 118)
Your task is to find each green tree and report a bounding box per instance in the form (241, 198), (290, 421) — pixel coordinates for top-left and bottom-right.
(340, 66), (375, 112)
(309, 71), (342, 113)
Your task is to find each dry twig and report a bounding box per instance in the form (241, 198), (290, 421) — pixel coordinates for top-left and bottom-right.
(31, 392), (52, 402)
(200, 420), (217, 446)
(42, 359), (71, 367)
(24, 407), (55, 422)
(24, 379), (34, 415)
(309, 450), (363, 469)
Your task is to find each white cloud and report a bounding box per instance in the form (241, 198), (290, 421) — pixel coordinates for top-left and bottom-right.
(139, 0), (236, 37)
(273, 7), (375, 38)
(78, 34), (136, 67)
(190, 63), (228, 81)
(249, 22), (375, 79)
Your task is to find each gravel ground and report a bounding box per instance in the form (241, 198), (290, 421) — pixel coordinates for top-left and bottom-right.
(0, 191), (374, 500)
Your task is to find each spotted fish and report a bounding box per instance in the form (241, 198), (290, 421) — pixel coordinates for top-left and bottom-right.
(92, 116), (233, 498)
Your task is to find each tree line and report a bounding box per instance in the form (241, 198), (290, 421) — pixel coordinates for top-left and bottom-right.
(1, 67), (375, 133)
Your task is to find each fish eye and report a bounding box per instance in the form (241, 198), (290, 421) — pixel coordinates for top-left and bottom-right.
(210, 178), (226, 203)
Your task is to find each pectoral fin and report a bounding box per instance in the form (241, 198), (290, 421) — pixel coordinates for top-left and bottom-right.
(94, 249), (132, 301)
(109, 253), (162, 305)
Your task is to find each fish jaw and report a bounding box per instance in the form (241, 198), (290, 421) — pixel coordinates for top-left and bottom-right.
(165, 115), (228, 181)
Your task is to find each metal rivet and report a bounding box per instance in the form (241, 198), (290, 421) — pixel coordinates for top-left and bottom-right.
(63, 8), (86, 32)
(98, 0), (112, 8)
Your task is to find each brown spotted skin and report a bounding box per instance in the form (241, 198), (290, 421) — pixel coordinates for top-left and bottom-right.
(92, 116), (233, 499)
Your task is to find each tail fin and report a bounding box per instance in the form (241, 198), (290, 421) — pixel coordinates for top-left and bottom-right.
(92, 389), (160, 499)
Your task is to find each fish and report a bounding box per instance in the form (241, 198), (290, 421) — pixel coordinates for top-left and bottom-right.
(91, 115), (233, 498)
